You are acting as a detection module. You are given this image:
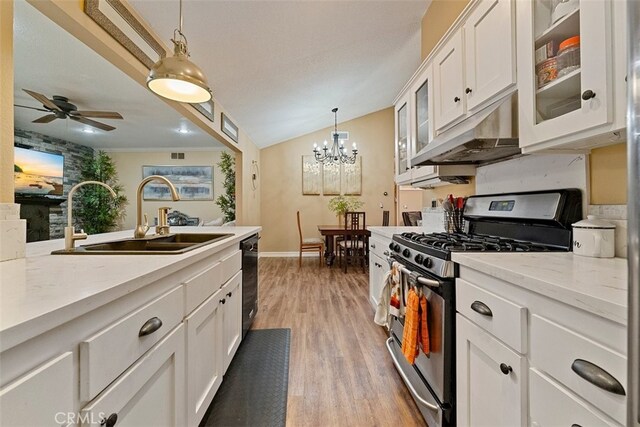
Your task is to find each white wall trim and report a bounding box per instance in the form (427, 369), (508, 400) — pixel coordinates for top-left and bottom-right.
(101, 146), (230, 153)
(259, 251), (322, 258)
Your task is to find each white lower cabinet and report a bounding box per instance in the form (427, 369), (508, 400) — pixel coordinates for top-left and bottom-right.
(456, 314), (526, 427)
(368, 253), (386, 309)
(185, 288), (224, 426)
(0, 352), (74, 427)
(80, 324), (185, 427)
(221, 271), (243, 373)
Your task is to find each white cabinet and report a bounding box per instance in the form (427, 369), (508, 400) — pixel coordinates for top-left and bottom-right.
(80, 325), (186, 427)
(368, 234), (390, 310)
(517, 0), (627, 150)
(463, 0), (516, 111)
(0, 352), (74, 427)
(456, 314), (526, 427)
(185, 288), (224, 426)
(221, 271), (242, 372)
(394, 94), (412, 185)
(433, 29), (466, 131)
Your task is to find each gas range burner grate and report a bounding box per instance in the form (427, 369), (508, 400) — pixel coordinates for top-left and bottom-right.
(399, 232), (555, 253)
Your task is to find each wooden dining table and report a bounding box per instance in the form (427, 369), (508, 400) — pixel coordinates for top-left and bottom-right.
(317, 225), (371, 266)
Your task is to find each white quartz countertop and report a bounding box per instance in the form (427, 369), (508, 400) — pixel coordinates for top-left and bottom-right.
(452, 252), (628, 324)
(0, 226), (261, 351)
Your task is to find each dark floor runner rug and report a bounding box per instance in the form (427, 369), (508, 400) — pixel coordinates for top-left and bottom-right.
(200, 328), (291, 427)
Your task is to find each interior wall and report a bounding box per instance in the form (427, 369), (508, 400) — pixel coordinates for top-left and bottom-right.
(108, 150), (228, 230)
(260, 108), (395, 253)
(590, 143), (627, 204)
(1, 0), (14, 202)
(237, 134), (261, 226)
(421, 0), (470, 60)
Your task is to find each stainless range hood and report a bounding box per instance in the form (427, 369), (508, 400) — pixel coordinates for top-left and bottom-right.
(412, 93), (520, 166)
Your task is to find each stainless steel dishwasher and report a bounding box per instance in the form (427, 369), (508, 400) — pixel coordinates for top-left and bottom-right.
(240, 234), (259, 338)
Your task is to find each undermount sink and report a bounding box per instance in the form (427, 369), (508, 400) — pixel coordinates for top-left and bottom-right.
(51, 233), (234, 255)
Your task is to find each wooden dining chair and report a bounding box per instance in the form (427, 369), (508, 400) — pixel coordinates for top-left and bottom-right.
(337, 211), (367, 273)
(382, 210), (390, 226)
(402, 211), (422, 226)
(297, 211), (324, 267)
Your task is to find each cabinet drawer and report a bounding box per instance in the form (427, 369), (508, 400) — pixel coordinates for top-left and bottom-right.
(369, 236), (389, 261)
(1, 352), (74, 427)
(530, 314), (626, 424)
(221, 250), (241, 285)
(184, 261), (222, 314)
(80, 325), (185, 427)
(80, 286), (184, 401)
(530, 368), (620, 426)
(456, 278), (527, 353)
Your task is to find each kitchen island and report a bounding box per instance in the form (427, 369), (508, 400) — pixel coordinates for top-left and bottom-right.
(0, 226), (260, 426)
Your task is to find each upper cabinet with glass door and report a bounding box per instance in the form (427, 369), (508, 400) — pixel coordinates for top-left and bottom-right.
(410, 65), (437, 181)
(517, 0), (627, 151)
(394, 94), (412, 184)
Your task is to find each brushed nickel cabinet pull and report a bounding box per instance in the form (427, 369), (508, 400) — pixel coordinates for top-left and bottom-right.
(571, 359), (626, 395)
(470, 300), (493, 317)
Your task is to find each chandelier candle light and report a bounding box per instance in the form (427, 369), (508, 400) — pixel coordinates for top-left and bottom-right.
(313, 108), (358, 164)
(146, 0), (212, 103)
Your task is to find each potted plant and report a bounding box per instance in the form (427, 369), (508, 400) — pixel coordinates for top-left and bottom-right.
(216, 152), (236, 223)
(75, 151), (128, 234)
(328, 196), (364, 225)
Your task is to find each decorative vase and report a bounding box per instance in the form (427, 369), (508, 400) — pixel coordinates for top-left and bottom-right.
(337, 213), (344, 227)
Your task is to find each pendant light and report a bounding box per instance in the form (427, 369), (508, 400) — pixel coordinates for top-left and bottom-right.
(313, 108), (358, 164)
(146, 0), (212, 103)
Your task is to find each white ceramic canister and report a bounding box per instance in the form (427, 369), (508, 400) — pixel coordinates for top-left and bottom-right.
(572, 215), (616, 258)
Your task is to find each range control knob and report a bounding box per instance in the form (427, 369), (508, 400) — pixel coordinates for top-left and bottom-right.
(393, 244), (401, 253)
(423, 257), (433, 268)
(402, 248), (411, 258)
(415, 254), (424, 264)
(388, 242), (394, 250)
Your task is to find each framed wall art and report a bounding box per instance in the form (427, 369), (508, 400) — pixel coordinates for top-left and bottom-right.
(85, 0), (166, 69)
(302, 156), (321, 195)
(191, 99), (215, 122)
(322, 162), (341, 195)
(221, 113), (239, 143)
(342, 157), (362, 195)
(142, 165), (213, 201)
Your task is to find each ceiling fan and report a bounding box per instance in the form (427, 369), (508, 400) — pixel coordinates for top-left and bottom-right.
(14, 89), (123, 132)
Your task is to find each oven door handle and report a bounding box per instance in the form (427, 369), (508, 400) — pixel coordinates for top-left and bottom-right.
(387, 258), (442, 288)
(385, 337), (440, 412)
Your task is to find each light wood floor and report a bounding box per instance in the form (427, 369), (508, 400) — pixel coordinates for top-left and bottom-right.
(252, 257), (425, 427)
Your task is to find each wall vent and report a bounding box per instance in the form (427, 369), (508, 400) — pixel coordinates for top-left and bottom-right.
(331, 131), (349, 141)
(171, 152), (185, 160)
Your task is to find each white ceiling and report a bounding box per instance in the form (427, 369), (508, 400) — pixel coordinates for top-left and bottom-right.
(130, 0), (427, 148)
(13, 0), (226, 151)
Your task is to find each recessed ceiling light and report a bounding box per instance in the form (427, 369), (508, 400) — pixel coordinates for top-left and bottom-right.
(178, 128), (189, 134)
(82, 128), (95, 134)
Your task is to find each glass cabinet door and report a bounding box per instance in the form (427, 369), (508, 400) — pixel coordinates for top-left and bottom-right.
(415, 80), (429, 154)
(397, 102), (409, 175)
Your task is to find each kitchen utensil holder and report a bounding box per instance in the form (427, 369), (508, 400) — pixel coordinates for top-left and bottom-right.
(444, 211), (465, 233)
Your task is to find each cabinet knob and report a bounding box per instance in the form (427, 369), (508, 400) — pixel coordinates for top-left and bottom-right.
(227, 292), (232, 298)
(220, 298), (226, 304)
(101, 413), (118, 427)
(465, 87), (472, 94)
(371, 243), (376, 249)
(581, 90), (596, 100)
(454, 96), (461, 103)
(499, 363), (512, 375)
(138, 317), (162, 337)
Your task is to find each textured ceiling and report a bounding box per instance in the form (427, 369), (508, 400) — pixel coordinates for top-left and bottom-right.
(130, 0), (427, 148)
(13, 0), (225, 151)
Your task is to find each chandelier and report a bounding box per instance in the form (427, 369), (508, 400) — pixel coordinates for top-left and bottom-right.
(313, 108), (358, 164)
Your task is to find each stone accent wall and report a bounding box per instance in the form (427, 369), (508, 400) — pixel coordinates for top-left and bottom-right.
(14, 129), (94, 239)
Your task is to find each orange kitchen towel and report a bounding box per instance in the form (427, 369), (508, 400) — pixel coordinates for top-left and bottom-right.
(401, 289), (420, 364)
(419, 294), (430, 355)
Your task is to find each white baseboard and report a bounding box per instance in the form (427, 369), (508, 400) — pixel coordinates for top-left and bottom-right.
(259, 251), (321, 258)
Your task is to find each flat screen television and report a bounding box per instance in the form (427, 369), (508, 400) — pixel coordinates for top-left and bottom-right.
(14, 146), (64, 196)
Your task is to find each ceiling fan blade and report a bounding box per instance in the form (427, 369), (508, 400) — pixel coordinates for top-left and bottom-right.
(32, 114), (58, 124)
(14, 104), (50, 112)
(71, 111), (123, 119)
(22, 89), (61, 111)
(70, 115), (116, 132)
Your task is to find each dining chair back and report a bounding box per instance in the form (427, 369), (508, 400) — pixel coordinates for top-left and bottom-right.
(338, 211), (367, 273)
(382, 210), (390, 226)
(402, 211), (422, 226)
(297, 211), (324, 267)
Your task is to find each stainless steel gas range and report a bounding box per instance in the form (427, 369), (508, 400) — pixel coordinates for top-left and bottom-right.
(386, 189), (582, 426)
